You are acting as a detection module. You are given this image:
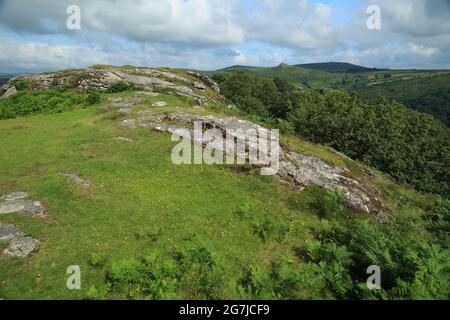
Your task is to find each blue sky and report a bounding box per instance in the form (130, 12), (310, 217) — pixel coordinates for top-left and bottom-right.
(0, 0), (449, 72)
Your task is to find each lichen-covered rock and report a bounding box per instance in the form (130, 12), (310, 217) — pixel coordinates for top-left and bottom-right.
(1, 192), (28, 201)
(3, 67), (218, 105)
(128, 111), (385, 218)
(0, 192), (45, 217)
(0, 223), (40, 258)
(279, 152), (383, 215)
(187, 71), (221, 93)
(1, 86), (17, 99)
(152, 101), (168, 107)
(157, 85), (209, 105)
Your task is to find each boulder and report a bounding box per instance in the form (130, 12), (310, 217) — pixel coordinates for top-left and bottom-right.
(187, 71), (221, 93)
(1, 86), (17, 99)
(0, 192), (45, 217)
(0, 223), (40, 258)
(128, 111), (385, 218)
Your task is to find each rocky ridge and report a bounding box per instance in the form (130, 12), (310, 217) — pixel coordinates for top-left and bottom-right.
(121, 110), (385, 218)
(0, 66), (221, 105)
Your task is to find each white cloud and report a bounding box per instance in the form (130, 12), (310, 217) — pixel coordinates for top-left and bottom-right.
(0, 0), (449, 71)
(0, 0), (246, 46)
(360, 0), (450, 37)
(0, 37), (257, 72)
(232, 50), (247, 65)
(408, 43), (438, 57)
(247, 0), (341, 49)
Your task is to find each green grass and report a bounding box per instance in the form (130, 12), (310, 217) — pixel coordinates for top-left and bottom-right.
(0, 89), (446, 300)
(0, 98), (320, 299)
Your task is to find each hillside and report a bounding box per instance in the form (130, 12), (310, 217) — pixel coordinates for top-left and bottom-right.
(295, 62), (382, 73)
(208, 63), (450, 126)
(210, 64), (342, 89)
(0, 66), (449, 300)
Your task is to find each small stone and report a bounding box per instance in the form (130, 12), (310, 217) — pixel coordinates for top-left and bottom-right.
(0, 223), (39, 258)
(59, 173), (92, 187)
(116, 137), (134, 142)
(118, 108), (132, 114)
(152, 101), (168, 107)
(1, 192), (28, 201)
(120, 119), (137, 127)
(0, 224), (24, 241)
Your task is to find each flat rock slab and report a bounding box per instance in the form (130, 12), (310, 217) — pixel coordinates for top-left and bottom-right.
(118, 108), (132, 114)
(0, 223), (39, 258)
(0, 192), (45, 217)
(120, 119), (137, 127)
(116, 137), (134, 142)
(137, 92), (160, 97)
(59, 173), (92, 187)
(138, 111), (385, 218)
(152, 101), (168, 107)
(1, 192), (28, 201)
(109, 97), (144, 104)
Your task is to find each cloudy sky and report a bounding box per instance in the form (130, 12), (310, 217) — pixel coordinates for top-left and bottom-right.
(0, 0), (449, 72)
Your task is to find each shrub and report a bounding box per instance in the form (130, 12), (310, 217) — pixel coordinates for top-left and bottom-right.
(85, 90), (101, 105)
(13, 80), (35, 91)
(236, 202), (256, 220)
(308, 186), (346, 219)
(218, 72), (450, 197)
(316, 217), (450, 299)
(0, 89), (85, 119)
(106, 245), (228, 300)
(107, 254), (180, 300)
(135, 228), (162, 243)
(425, 199), (450, 249)
(252, 217), (289, 243)
(88, 253), (107, 268)
(239, 256), (329, 300)
(268, 118), (295, 135)
(106, 81), (134, 93)
(85, 285), (107, 300)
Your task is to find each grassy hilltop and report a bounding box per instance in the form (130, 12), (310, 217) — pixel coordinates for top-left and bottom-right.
(0, 66), (448, 300)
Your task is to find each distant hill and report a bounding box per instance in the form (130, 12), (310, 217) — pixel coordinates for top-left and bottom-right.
(295, 62), (383, 73)
(210, 64), (342, 89)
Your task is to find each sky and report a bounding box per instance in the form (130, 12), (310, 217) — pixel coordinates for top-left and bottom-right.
(0, 0), (449, 73)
